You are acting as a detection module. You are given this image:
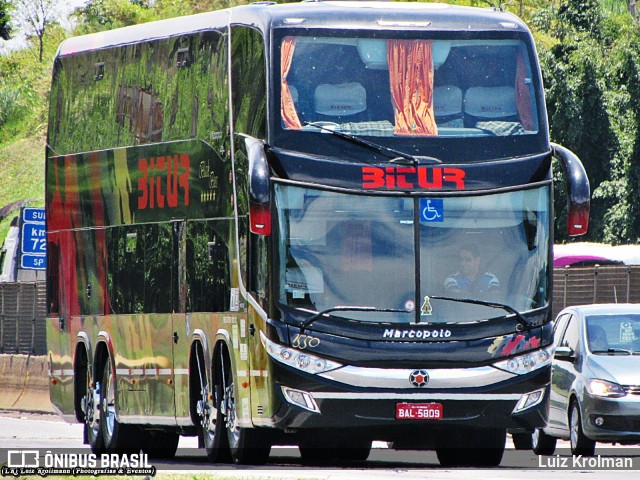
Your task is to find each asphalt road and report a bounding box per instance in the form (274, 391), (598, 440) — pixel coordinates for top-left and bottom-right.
(0, 411), (638, 479)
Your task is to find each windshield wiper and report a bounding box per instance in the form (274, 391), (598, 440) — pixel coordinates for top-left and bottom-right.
(303, 121), (442, 166)
(299, 305), (411, 332)
(297, 298), (528, 332)
(427, 295), (529, 331)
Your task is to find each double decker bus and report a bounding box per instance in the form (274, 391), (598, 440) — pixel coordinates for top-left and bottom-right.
(46, 1), (590, 467)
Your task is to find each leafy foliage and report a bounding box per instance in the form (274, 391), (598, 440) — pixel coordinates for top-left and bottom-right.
(10, 0), (61, 62)
(2, 0), (640, 247)
(73, 0), (155, 33)
(536, 0), (640, 243)
(0, 0), (11, 40)
(0, 81), (36, 127)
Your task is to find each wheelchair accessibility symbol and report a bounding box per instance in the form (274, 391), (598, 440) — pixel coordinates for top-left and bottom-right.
(419, 198), (444, 222)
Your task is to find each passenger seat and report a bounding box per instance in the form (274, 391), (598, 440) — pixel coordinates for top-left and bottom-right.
(313, 82), (367, 122)
(463, 86), (518, 126)
(433, 85), (463, 128)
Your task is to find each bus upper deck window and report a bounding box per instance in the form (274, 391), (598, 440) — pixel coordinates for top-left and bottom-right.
(281, 36), (538, 137)
(313, 82), (367, 120)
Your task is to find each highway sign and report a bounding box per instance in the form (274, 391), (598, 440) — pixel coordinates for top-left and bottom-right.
(21, 223), (47, 255)
(23, 207), (46, 224)
(20, 207), (46, 271)
(21, 254), (47, 270)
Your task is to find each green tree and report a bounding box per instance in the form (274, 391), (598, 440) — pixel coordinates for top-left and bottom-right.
(537, 0), (640, 243)
(11, 0), (59, 62)
(592, 33), (640, 243)
(73, 0), (155, 33)
(557, 0), (604, 38)
(0, 0), (11, 40)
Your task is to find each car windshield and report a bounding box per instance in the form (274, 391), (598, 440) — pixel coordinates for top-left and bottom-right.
(280, 35), (539, 138)
(275, 183), (550, 324)
(586, 314), (640, 354)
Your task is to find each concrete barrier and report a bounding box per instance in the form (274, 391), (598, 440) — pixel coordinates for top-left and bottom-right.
(0, 354), (54, 413)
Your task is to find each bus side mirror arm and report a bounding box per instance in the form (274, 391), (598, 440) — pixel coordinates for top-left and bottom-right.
(551, 143), (590, 236)
(245, 136), (271, 236)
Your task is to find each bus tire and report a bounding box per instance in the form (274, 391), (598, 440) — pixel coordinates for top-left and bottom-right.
(100, 360), (135, 453)
(82, 364), (104, 454)
(532, 428), (556, 455)
(220, 350), (271, 465)
(197, 350), (231, 463)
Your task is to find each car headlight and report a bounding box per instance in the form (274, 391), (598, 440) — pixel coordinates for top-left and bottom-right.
(587, 379), (626, 398)
(261, 331), (342, 374)
(494, 346), (554, 375)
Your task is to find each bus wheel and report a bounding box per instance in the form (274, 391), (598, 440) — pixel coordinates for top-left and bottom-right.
(100, 361), (134, 453)
(436, 428), (505, 467)
(82, 366), (104, 454)
(220, 351), (271, 465)
(196, 354), (230, 462)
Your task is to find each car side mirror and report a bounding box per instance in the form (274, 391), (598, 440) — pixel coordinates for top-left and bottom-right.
(554, 345), (575, 362)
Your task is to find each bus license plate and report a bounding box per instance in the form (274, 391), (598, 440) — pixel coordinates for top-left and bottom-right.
(396, 402), (443, 420)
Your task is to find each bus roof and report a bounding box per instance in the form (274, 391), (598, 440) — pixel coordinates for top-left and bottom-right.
(56, 1), (530, 58)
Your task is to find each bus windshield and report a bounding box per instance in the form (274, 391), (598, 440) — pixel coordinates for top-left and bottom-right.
(280, 35), (539, 139)
(275, 184), (550, 324)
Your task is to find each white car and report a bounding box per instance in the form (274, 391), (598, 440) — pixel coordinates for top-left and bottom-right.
(532, 304), (640, 455)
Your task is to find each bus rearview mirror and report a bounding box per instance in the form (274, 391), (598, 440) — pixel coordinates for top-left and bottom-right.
(552, 143), (590, 236)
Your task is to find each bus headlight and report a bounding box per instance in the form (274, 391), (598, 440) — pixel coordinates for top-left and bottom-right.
(513, 387), (545, 413)
(261, 331), (342, 374)
(282, 386), (321, 413)
(495, 346), (554, 375)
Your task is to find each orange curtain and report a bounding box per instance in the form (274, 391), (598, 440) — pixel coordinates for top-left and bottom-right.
(281, 36), (301, 130)
(387, 39), (437, 136)
(516, 49), (534, 131)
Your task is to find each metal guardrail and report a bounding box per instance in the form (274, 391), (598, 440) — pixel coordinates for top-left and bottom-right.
(0, 268), (639, 354)
(0, 281), (46, 355)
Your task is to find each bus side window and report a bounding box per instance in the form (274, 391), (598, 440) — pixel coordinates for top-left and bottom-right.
(186, 221), (230, 313)
(107, 226), (143, 314)
(250, 233), (268, 306)
(106, 224), (174, 314)
(231, 25), (266, 140)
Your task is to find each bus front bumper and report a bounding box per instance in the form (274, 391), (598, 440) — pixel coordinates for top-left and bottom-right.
(269, 366), (550, 433)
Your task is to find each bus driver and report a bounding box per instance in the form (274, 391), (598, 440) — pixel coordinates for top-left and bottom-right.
(444, 244), (500, 297)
